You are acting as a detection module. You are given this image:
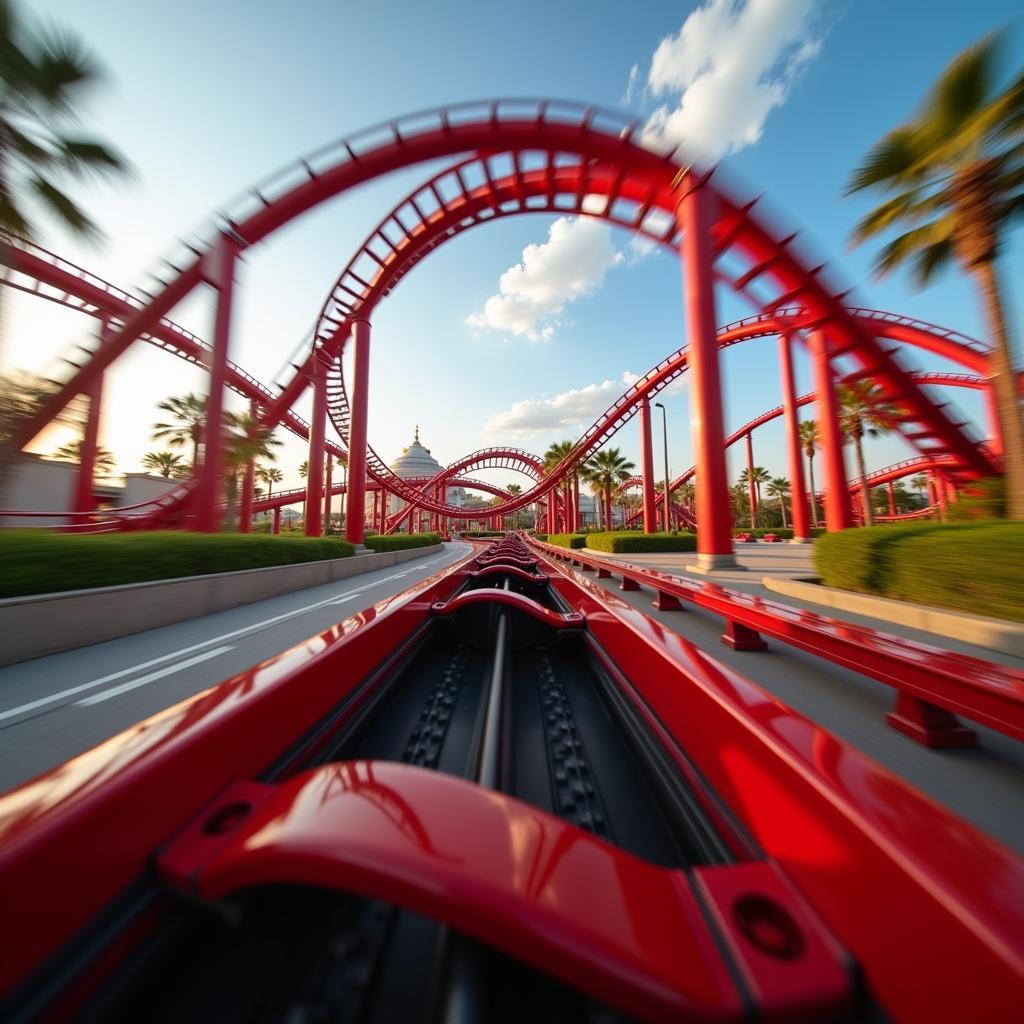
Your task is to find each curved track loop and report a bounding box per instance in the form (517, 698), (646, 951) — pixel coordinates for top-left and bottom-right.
(9, 101), (995, 526)
(310, 153), (999, 520)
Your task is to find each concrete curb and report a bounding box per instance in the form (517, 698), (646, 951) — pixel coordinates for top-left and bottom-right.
(0, 544), (445, 667)
(762, 575), (1024, 659)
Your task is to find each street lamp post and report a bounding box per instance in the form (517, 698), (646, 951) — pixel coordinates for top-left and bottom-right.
(654, 402), (671, 533)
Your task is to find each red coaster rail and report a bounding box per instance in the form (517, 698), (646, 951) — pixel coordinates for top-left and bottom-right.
(527, 537), (1024, 749)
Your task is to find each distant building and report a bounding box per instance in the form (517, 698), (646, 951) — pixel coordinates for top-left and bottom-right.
(368, 427), (466, 529)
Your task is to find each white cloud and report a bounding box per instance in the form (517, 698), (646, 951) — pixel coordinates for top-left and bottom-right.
(622, 63), (641, 105)
(466, 216), (623, 342)
(484, 370), (686, 437)
(640, 0), (825, 161)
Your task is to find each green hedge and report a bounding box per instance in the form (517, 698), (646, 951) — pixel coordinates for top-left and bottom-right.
(459, 530), (504, 539)
(814, 522), (1024, 622)
(363, 531), (442, 553)
(546, 533), (588, 549)
(0, 530), (356, 599)
(584, 531), (698, 553)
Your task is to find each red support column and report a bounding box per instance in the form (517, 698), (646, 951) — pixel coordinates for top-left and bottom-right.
(238, 399), (258, 534)
(272, 507), (281, 535)
(305, 358), (328, 537)
(195, 234), (240, 532)
(547, 490), (555, 534)
(887, 481), (897, 517)
(571, 473), (579, 533)
(346, 319), (371, 546)
(779, 334), (810, 542)
(323, 454), (333, 535)
(73, 367), (104, 515)
(639, 398), (658, 534)
(810, 330), (853, 531)
(680, 176), (736, 570)
(745, 433), (757, 529)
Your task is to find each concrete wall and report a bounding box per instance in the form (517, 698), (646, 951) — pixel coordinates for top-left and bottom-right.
(120, 472), (177, 507)
(0, 455), (75, 527)
(0, 543), (446, 667)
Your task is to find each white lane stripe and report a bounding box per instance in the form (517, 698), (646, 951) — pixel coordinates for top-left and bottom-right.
(0, 544), (468, 722)
(75, 647), (234, 706)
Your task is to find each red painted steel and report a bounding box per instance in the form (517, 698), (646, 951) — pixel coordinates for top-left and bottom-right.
(1, 537), (1022, 1020)
(346, 319), (371, 545)
(779, 333), (810, 541)
(73, 369), (104, 516)
(811, 330), (854, 531)
(157, 763), (851, 1024)
(638, 398), (658, 534)
(305, 357), (328, 537)
(529, 539), (1024, 746)
(681, 176), (733, 561)
(195, 235), (239, 533)
(430, 588), (583, 629)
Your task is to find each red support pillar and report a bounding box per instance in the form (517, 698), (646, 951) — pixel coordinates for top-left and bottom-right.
(238, 399), (258, 534)
(680, 176), (736, 570)
(779, 334), (810, 542)
(547, 490), (555, 533)
(73, 367), (104, 515)
(745, 433), (757, 529)
(639, 398), (658, 534)
(346, 319), (371, 546)
(887, 481), (897, 517)
(305, 358), (328, 538)
(195, 234), (240, 532)
(810, 330), (853, 532)
(571, 473), (579, 533)
(272, 507), (281, 535)
(323, 454), (333, 534)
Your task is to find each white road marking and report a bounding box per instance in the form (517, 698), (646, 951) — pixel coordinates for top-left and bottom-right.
(75, 647), (235, 706)
(0, 544), (468, 722)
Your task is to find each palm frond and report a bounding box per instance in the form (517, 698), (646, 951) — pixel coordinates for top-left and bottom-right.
(30, 174), (102, 241)
(912, 237), (955, 286)
(850, 188), (946, 245)
(845, 128), (924, 194)
(59, 137), (131, 178)
(924, 31), (1001, 139)
(30, 28), (101, 108)
(872, 218), (953, 278)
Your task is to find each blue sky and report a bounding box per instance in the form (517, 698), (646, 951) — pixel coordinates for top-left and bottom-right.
(7, 0), (1023, 498)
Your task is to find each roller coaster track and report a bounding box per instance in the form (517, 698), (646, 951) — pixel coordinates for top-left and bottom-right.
(4, 101), (996, 532)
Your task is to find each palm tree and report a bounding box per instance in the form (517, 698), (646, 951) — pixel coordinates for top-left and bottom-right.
(506, 482), (523, 530)
(846, 33), (1024, 519)
(767, 477), (791, 528)
(298, 460), (308, 480)
(738, 465), (770, 526)
(837, 381), (898, 527)
(581, 447), (636, 529)
(0, 0), (130, 245)
(142, 450), (185, 478)
(222, 412), (282, 529)
(799, 420), (820, 526)
(543, 439), (576, 531)
(911, 473), (930, 506)
(53, 438), (114, 475)
(151, 393), (206, 470)
(257, 465), (283, 499)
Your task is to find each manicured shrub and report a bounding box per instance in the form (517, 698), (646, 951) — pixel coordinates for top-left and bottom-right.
(584, 531), (698, 553)
(546, 533), (588, 549)
(0, 530), (355, 599)
(363, 532), (442, 553)
(814, 522), (1023, 622)
(458, 530), (504, 539)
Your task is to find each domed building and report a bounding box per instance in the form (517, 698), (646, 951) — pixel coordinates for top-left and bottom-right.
(375, 427), (466, 528)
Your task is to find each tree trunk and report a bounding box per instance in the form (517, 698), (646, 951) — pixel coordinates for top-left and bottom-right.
(780, 496), (788, 528)
(854, 438), (872, 527)
(974, 259), (1024, 519)
(604, 487), (612, 532)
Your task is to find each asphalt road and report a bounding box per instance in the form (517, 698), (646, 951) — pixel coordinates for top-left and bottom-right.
(0, 542), (473, 793)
